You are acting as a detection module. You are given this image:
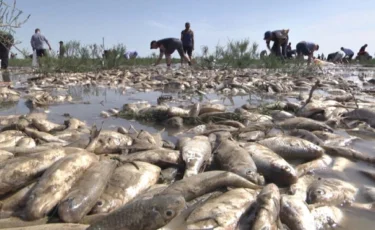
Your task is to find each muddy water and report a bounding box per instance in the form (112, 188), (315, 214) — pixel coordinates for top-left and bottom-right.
(1, 69), (375, 229)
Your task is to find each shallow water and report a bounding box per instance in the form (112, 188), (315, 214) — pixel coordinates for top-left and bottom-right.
(2, 68), (375, 229)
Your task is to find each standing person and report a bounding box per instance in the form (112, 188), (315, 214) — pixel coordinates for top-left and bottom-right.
(0, 31), (14, 69)
(296, 41), (319, 63)
(30, 28), (51, 58)
(124, 51), (138, 59)
(181, 22), (194, 61)
(263, 29), (289, 59)
(341, 47), (354, 61)
(150, 38), (191, 67)
(59, 41), (65, 58)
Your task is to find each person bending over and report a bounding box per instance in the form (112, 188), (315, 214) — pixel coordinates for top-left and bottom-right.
(150, 38), (191, 67)
(296, 41), (319, 63)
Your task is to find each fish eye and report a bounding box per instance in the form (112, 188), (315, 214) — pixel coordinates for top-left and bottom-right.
(96, 200), (103, 206)
(245, 170), (254, 176)
(164, 210), (175, 218)
(315, 189), (325, 195)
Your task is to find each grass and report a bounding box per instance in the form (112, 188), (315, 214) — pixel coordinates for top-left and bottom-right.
(8, 38), (375, 75)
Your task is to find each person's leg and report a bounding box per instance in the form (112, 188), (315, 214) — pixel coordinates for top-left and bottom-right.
(271, 41), (280, 56)
(187, 46), (193, 61)
(1, 49), (9, 69)
(165, 54), (172, 67)
(0, 44), (8, 69)
(177, 47), (190, 66)
(281, 38), (288, 58)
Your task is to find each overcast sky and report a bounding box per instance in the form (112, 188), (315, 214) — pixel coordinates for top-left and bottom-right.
(10, 0), (375, 58)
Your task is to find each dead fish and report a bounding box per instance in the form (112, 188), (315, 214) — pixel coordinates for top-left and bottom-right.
(3, 223), (89, 230)
(359, 169), (375, 182)
(23, 127), (68, 144)
(186, 188), (257, 230)
(15, 137), (36, 148)
(311, 206), (343, 230)
(100, 111), (111, 118)
(322, 145), (375, 164)
(90, 161), (161, 214)
(0, 131), (25, 142)
(199, 104), (226, 115)
(235, 108), (272, 122)
(188, 103), (200, 117)
(307, 178), (357, 206)
(127, 130), (163, 152)
(215, 138), (265, 185)
(86, 131), (133, 154)
(295, 155), (333, 177)
(342, 108), (375, 128)
(0, 216), (51, 229)
(270, 110), (295, 121)
(87, 194), (185, 230)
(287, 129), (324, 146)
(132, 184), (169, 201)
(31, 118), (66, 133)
(251, 184), (280, 230)
(65, 118), (86, 130)
(160, 171), (262, 202)
(24, 152), (98, 220)
(159, 167), (180, 184)
(0, 148), (68, 196)
(289, 175), (316, 201)
(280, 195), (316, 230)
(216, 120), (245, 129)
(116, 148), (181, 168)
(277, 117), (333, 132)
(179, 135), (211, 178)
(258, 136), (324, 161)
(313, 131), (356, 147)
(238, 131), (265, 142)
(0, 136), (25, 148)
(242, 142), (297, 186)
(58, 159), (117, 223)
(0, 150), (13, 162)
(167, 107), (189, 117)
(0, 182), (36, 219)
(362, 186), (375, 202)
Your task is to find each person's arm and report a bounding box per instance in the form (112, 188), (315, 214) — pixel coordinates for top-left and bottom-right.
(30, 36), (35, 51)
(180, 31), (184, 41)
(192, 31), (194, 50)
(153, 50), (164, 66)
(266, 40), (271, 51)
(43, 36), (52, 50)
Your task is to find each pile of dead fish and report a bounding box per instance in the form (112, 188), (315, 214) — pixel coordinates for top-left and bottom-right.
(1, 96), (375, 230)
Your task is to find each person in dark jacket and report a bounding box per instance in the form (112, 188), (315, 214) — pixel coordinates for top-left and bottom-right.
(150, 38), (191, 67)
(0, 31), (14, 69)
(181, 22), (194, 60)
(264, 29), (289, 59)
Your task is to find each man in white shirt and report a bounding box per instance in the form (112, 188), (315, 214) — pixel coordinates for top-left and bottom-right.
(341, 47), (354, 61)
(333, 50), (345, 63)
(124, 51), (138, 59)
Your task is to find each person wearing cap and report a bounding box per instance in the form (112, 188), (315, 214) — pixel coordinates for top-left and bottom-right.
(124, 51), (138, 59)
(263, 29), (289, 59)
(30, 28), (51, 57)
(296, 41), (319, 63)
(59, 41), (65, 58)
(341, 47), (354, 61)
(150, 38), (191, 67)
(181, 22), (194, 60)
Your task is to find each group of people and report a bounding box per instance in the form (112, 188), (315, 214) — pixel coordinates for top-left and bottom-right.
(0, 25), (372, 70)
(263, 29), (371, 64)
